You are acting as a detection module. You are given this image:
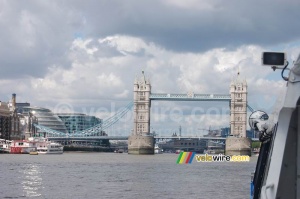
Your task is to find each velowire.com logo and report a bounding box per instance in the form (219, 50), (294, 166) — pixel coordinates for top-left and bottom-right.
(176, 152), (250, 164)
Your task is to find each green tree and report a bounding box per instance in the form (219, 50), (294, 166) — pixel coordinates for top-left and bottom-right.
(252, 141), (261, 149)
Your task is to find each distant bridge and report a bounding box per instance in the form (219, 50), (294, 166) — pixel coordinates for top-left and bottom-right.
(47, 135), (258, 142)
(48, 135), (226, 141)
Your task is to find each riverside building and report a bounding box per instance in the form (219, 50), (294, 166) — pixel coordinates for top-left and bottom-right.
(19, 107), (68, 136)
(56, 113), (102, 134)
(0, 102), (12, 140)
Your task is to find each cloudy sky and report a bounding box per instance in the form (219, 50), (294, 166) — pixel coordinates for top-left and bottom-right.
(1, 0), (300, 136)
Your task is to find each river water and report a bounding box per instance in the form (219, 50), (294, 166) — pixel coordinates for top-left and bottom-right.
(0, 153), (257, 199)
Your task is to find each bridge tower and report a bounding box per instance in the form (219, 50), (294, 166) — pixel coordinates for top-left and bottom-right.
(128, 71), (154, 154)
(226, 72), (251, 156)
(230, 73), (247, 137)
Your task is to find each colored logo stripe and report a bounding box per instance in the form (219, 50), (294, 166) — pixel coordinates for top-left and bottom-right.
(180, 152), (187, 164)
(176, 152), (184, 164)
(176, 152), (195, 164)
(186, 152), (196, 164)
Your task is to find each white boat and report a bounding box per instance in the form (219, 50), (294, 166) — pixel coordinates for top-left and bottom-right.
(114, 149), (124, 153)
(251, 150), (260, 157)
(36, 138), (63, 154)
(154, 144), (163, 154)
(0, 139), (11, 153)
(204, 149), (216, 154)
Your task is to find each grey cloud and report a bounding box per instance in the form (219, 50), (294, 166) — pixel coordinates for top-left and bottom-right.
(70, 0), (300, 52)
(1, 0), (300, 80)
(0, 1), (80, 79)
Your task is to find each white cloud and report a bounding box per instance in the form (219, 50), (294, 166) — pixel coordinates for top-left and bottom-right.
(99, 35), (147, 55)
(97, 73), (122, 87)
(71, 38), (98, 55)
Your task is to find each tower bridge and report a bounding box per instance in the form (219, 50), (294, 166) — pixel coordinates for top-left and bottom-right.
(34, 71), (252, 155)
(128, 71), (250, 155)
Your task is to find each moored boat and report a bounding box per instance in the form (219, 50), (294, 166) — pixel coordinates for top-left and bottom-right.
(9, 137), (63, 154)
(10, 139), (37, 154)
(0, 139), (11, 153)
(29, 150), (38, 155)
(154, 144), (163, 154)
(37, 138), (64, 154)
(114, 149), (124, 153)
(175, 149), (183, 154)
(251, 150), (260, 156)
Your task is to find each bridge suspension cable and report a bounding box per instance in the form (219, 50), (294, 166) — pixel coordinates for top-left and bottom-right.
(72, 102), (133, 136)
(34, 124), (65, 136)
(247, 104), (254, 113)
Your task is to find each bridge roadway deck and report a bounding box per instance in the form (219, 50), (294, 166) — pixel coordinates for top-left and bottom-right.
(149, 93), (231, 101)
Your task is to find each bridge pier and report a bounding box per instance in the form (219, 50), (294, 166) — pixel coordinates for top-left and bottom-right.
(225, 137), (251, 156)
(128, 135), (154, 154)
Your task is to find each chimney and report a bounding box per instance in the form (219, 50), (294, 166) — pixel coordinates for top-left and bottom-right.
(12, 93), (16, 110)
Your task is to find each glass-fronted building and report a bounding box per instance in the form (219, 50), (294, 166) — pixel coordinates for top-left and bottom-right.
(56, 113), (102, 133)
(20, 107), (68, 134)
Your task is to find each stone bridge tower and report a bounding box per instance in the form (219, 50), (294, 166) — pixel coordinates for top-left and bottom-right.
(230, 73), (247, 137)
(128, 71), (154, 154)
(225, 72), (251, 156)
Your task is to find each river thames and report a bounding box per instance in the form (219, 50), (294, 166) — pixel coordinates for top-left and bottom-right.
(0, 153), (257, 199)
